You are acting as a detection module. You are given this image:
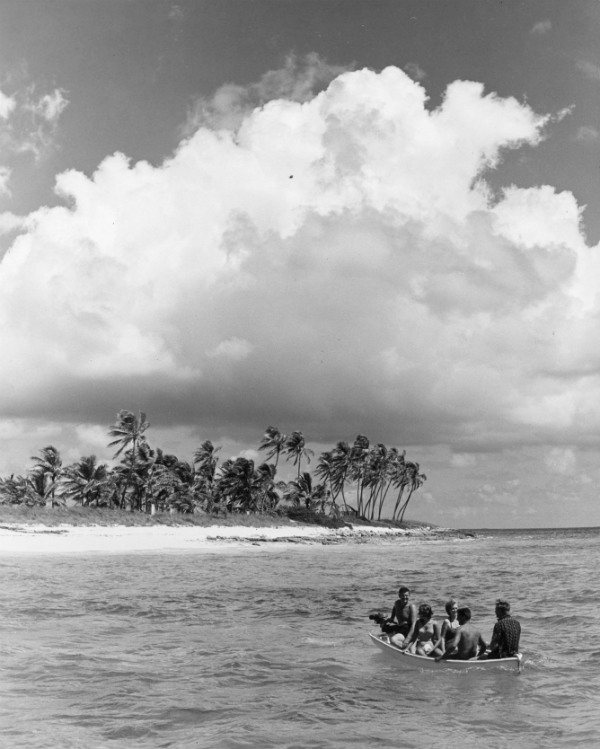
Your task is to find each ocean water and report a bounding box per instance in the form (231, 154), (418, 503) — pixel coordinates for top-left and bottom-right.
(0, 528), (599, 749)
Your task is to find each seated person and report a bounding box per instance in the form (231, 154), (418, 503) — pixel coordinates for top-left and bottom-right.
(388, 586), (417, 648)
(436, 607), (487, 661)
(404, 603), (443, 657)
(431, 598), (459, 654)
(487, 599), (521, 658)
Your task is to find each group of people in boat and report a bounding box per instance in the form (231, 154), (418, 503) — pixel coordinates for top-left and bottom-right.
(371, 586), (521, 661)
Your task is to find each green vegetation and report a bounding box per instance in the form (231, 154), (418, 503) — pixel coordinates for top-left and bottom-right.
(0, 411), (427, 523)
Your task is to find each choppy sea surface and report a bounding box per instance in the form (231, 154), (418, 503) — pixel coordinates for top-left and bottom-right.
(1, 527), (599, 749)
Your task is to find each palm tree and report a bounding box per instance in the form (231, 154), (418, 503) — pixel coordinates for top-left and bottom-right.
(128, 439), (157, 512)
(347, 435), (370, 516)
(391, 460), (427, 522)
(108, 410), (150, 457)
(108, 410), (150, 509)
(284, 431), (314, 478)
(253, 462), (280, 513)
(374, 446), (403, 520)
(0, 474), (45, 506)
(258, 426), (287, 469)
(315, 449), (343, 515)
(63, 455), (111, 507)
(30, 445), (64, 508)
(193, 440), (221, 485)
(331, 441), (353, 513)
(214, 457), (257, 512)
(361, 443), (390, 520)
(147, 453), (196, 514)
(282, 472), (327, 512)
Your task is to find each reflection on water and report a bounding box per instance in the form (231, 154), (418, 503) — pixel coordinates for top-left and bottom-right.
(0, 528), (599, 748)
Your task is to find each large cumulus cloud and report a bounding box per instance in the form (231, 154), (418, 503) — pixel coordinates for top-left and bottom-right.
(0, 66), (596, 450)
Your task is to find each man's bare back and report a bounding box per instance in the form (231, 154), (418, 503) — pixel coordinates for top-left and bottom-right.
(437, 607), (486, 661)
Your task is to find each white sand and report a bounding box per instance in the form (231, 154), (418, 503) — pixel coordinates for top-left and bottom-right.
(0, 522), (436, 555)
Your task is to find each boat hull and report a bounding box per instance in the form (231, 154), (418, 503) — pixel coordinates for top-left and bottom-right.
(369, 633), (523, 671)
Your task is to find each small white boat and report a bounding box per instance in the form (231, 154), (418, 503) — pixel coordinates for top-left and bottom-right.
(369, 633), (523, 672)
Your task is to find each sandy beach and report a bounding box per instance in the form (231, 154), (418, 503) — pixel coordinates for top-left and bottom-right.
(0, 522), (454, 554)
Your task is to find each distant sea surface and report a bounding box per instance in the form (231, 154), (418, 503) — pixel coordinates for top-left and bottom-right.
(1, 528), (599, 749)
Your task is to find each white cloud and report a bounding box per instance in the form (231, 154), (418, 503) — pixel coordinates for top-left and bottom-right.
(74, 424), (113, 451)
(25, 88), (68, 123)
(451, 453), (477, 468)
(0, 65), (596, 458)
(575, 125), (599, 143)
(182, 53), (352, 135)
(404, 62), (426, 81)
(0, 79), (69, 198)
(577, 60), (600, 82)
(235, 449), (260, 462)
(530, 20), (552, 35)
(13, 85), (69, 160)
(544, 447), (576, 475)
(207, 337), (253, 361)
(0, 166), (11, 196)
(0, 89), (16, 119)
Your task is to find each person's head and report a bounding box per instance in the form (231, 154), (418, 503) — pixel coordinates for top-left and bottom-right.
(495, 599), (510, 618)
(418, 603), (433, 621)
(398, 586), (410, 603)
(457, 607), (472, 624)
(445, 599), (459, 619)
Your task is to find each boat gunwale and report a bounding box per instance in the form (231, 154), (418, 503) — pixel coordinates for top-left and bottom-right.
(368, 632), (523, 671)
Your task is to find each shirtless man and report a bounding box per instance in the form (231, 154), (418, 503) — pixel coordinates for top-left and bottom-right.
(388, 586), (417, 649)
(436, 607), (487, 661)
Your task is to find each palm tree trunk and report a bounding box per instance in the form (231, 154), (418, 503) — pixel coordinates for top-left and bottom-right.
(398, 489), (415, 523)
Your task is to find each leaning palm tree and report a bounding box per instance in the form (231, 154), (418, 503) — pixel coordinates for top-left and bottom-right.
(63, 455), (111, 507)
(392, 460), (427, 522)
(361, 443), (390, 520)
(284, 431), (314, 478)
(330, 441), (353, 513)
(193, 440), (221, 486)
(30, 445), (64, 508)
(282, 471), (327, 512)
(396, 462), (427, 523)
(374, 446), (403, 520)
(314, 448), (347, 515)
(348, 435), (370, 516)
(253, 462), (280, 513)
(214, 457), (257, 512)
(148, 458), (195, 514)
(108, 410), (150, 458)
(0, 474), (46, 506)
(108, 410), (150, 509)
(258, 426), (287, 469)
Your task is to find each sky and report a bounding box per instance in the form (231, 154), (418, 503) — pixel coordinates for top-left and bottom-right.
(0, 0), (599, 528)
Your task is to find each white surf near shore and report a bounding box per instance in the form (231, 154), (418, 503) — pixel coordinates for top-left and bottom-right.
(0, 522), (441, 554)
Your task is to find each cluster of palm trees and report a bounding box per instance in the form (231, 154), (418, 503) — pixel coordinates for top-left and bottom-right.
(0, 411), (426, 522)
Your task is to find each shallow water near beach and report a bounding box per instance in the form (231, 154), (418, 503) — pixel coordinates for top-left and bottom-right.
(1, 528), (598, 748)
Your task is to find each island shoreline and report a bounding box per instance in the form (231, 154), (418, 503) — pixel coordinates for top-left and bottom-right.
(0, 521), (472, 554)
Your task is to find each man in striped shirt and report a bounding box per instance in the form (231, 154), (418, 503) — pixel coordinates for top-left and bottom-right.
(488, 599), (521, 658)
